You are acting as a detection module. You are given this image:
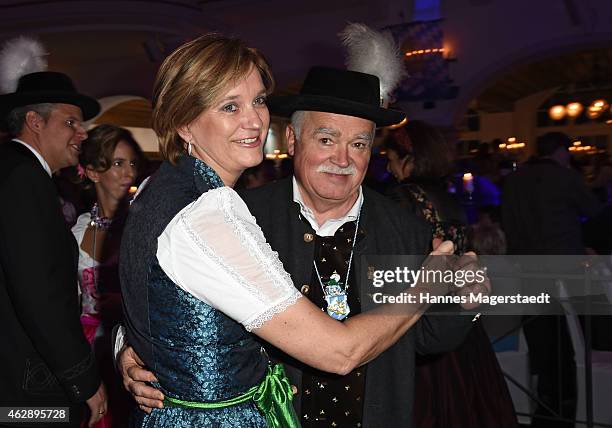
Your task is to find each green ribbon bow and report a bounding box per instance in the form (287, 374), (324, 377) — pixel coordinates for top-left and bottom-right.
(163, 364), (300, 427)
(254, 364), (300, 428)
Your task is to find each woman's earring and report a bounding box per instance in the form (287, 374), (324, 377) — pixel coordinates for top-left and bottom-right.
(188, 140), (193, 156)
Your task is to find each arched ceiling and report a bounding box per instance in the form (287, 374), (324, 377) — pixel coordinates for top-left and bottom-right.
(473, 46), (612, 112)
(94, 99), (152, 128)
(0, 0), (405, 101)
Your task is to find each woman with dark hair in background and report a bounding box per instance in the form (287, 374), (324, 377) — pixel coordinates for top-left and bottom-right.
(72, 124), (143, 427)
(384, 120), (467, 251)
(383, 120), (517, 428)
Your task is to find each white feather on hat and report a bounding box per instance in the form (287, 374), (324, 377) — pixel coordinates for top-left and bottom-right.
(339, 23), (405, 106)
(0, 36), (48, 94)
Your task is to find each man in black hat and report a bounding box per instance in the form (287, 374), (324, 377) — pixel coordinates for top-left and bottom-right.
(0, 71), (106, 427)
(119, 67), (476, 427)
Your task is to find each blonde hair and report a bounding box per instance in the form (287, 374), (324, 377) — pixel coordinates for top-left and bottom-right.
(152, 33), (275, 163)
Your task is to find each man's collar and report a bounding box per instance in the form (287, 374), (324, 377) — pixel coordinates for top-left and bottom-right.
(12, 139), (52, 177)
(292, 176), (363, 237)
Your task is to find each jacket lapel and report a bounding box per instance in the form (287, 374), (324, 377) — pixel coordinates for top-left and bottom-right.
(268, 180), (315, 292)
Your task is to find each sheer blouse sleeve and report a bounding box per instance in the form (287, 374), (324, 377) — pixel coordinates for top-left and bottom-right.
(157, 186), (301, 331)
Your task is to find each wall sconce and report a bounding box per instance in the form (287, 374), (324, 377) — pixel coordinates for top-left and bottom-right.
(566, 102), (584, 118)
(549, 104), (566, 120)
(586, 99), (608, 119)
(499, 138), (525, 150)
(548, 99), (612, 121)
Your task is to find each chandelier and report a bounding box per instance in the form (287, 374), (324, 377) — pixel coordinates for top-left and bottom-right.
(548, 97), (610, 121)
(547, 59), (612, 122)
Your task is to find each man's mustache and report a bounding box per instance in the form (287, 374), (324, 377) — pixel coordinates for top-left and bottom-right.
(316, 164), (357, 175)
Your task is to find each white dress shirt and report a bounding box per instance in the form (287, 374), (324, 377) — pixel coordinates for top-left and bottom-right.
(292, 176), (363, 237)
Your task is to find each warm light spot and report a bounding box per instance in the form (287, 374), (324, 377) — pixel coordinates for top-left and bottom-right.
(404, 47), (445, 57)
(566, 102), (583, 118)
(591, 99), (608, 110)
(549, 105), (566, 120)
(586, 100), (607, 119)
(388, 117), (408, 130)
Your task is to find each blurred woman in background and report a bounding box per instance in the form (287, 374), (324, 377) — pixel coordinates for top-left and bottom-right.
(72, 124), (143, 427)
(383, 121), (517, 428)
(384, 120), (467, 251)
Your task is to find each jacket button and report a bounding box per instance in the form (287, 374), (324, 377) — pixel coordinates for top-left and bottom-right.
(300, 284), (310, 294)
(303, 233), (314, 242)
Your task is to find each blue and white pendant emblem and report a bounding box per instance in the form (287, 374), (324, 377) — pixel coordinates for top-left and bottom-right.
(324, 271), (350, 320)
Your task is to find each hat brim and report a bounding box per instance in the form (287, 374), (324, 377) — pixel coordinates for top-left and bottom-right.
(0, 90), (100, 121)
(268, 94), (405, 127)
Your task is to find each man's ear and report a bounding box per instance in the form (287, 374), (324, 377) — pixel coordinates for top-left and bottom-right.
(286, 125), (296, 156)
(24, 111), (43, 133)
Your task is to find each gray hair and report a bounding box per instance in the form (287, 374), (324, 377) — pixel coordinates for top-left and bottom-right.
(290, 110), (376, 143)
(5, 103), (55, 136)
(290, 110), (307, 140)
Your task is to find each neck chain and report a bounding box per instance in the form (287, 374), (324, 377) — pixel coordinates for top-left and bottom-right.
(312, 209), (361, 320)
(89, 203), (112, 231)
(87, 202), (110, 304)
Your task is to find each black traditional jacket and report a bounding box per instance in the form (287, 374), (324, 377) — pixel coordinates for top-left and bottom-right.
(241, 177), (473, 428)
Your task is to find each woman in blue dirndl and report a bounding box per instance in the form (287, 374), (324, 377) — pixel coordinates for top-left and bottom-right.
(120, 33), (461, 427)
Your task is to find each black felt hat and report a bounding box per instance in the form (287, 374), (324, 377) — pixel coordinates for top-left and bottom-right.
(0, 71), (100, 120)
(268, 67), (405, 127)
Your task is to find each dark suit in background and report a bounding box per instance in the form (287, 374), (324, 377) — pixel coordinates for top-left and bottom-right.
(502, 157), (601, 428)
(0, 141), (99, 427)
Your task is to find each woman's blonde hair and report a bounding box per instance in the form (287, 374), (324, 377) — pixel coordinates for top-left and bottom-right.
(152, 33), (275, 163)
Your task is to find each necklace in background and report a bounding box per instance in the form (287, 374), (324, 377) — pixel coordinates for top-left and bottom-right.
(89, 203), (112, 230)
(89, 202), (113, 293)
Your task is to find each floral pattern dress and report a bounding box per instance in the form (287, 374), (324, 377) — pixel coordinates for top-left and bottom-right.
(388, 178), (517, 428)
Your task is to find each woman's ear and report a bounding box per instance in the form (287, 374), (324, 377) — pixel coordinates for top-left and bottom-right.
(85, 165), (100, 183)
(177, 125), (191, 145)
(401, 155), (414, 178)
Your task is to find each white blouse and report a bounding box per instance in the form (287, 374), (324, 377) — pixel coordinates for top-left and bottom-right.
(72, 213), (99, 306)
(157, 186), (302, 332)
(72, 213), (99, 277)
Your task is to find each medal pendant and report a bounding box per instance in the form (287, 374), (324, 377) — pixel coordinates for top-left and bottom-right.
(324, 284), (350, 320)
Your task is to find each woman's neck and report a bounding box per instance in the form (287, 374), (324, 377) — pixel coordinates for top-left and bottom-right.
(96, 193), (119, 219)
(217, 170), (239, 188)
(191, 150), (239, 188)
